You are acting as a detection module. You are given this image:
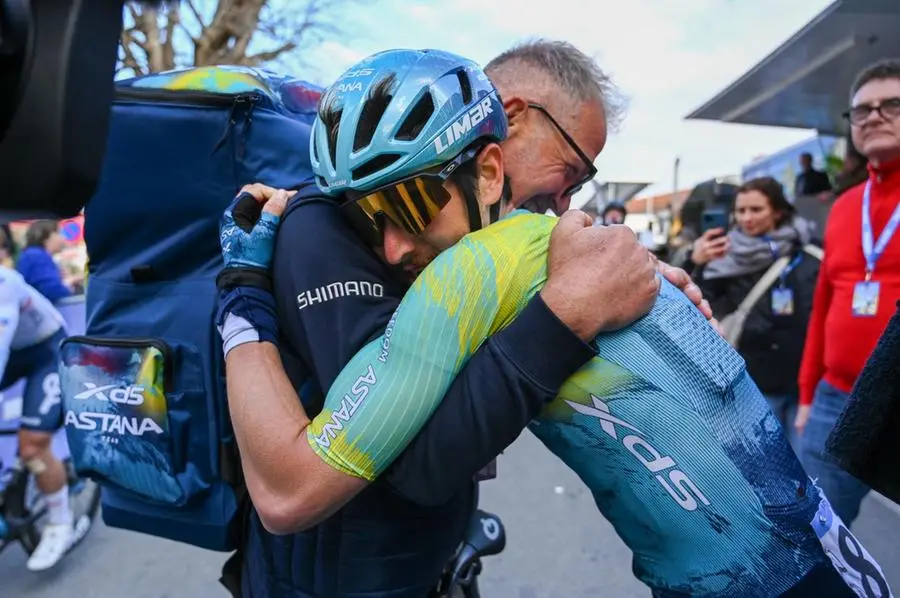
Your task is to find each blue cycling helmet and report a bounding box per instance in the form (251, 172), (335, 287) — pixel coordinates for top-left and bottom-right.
(310, 49), (508, 196)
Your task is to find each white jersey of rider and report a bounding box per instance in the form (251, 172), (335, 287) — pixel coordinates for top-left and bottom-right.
(0, 266), (65, 372)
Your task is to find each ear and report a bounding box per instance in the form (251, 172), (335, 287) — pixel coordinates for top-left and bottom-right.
(475, 143), (505, 208)
(503, 97), (529, 136)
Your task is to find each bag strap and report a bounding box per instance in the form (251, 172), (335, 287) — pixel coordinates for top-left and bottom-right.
(802, 244), (824, 260)
(733, 256), (792, 317)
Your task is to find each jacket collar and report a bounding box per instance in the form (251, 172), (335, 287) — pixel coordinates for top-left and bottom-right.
(867, 156), (900, 187)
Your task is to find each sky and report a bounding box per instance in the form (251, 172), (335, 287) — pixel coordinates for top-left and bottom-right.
(290, 0), (836, 206)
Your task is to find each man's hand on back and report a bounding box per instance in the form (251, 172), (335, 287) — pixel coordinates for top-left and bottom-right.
(654, 259), (714, 322)
(540, 211), (660, 340)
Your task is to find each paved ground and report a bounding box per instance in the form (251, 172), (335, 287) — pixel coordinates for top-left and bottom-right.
(3, 432), (899, 597)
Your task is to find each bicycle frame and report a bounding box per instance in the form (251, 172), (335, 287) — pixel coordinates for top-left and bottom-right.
(431, 481), (505, 598)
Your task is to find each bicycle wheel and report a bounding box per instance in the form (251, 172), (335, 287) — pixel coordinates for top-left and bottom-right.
(6, 458), (100, 554)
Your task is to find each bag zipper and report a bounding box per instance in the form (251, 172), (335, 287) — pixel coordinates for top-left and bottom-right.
(212, 94), (261, 157)
(115, 86), (246, 106)
(63, 336), (173, 391)
(238, 95), (257, 159)
(114, 87), (262, 157)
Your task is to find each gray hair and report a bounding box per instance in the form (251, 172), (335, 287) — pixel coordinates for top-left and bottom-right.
(485, 39), (628, 131)
(851, 58), (900, 97)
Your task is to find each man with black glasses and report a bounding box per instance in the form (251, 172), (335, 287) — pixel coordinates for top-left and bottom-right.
(483, 43), (607, 216)
(797, 58), (900, 528)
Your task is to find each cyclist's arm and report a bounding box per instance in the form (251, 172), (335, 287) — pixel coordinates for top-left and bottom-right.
(306, 225), (543, 482)
(0, 280), (20, 378)
(379, 293), (581, 505)
(230, 201), (589, 533)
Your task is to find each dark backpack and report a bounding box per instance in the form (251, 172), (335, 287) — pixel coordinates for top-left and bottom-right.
(60, 65), (321, 552)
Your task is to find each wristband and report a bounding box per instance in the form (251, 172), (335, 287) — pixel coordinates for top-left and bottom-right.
(220, 313), (264, 358)
(216, 267), (272, 293)
(215, 287), (279, 354)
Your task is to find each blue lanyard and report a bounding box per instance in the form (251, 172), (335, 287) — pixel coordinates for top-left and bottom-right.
(762, 235), (803, 287)
(862, 179), (900, 280)
(764, 238), (779, 261)
(778, 253), (803, 287)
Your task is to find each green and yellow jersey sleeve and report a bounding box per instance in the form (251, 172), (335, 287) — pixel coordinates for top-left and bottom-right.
(306, 211), (555, 480)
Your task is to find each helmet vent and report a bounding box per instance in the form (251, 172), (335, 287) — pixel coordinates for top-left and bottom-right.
(325, 108), (342, 169)
(318, 91), (344, 170)
(395, 92), (435, 141)
(457, 70), (473, 104)
(353, 74), (397, 152)
(352, 153), (402, 181)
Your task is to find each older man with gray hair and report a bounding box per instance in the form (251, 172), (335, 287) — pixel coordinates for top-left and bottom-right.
(485, 40), (626, 215)
(223, 39), (711, 598)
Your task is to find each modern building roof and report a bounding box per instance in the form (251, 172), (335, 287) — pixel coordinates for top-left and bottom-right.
(686, 0), (900, 134)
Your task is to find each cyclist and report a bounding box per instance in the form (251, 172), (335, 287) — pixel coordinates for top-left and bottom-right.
(215, 46), (712, 598)
(0, 265), (72, 571)
(220, 50), (890, 597)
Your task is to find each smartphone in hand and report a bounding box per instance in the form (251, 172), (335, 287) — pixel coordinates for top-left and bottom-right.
(700, 209), (729, 235)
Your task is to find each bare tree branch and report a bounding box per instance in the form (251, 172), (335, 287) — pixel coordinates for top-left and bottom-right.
(120, 26), (150, 65)
(120, 0), (366, 74)
(139, 5), (165, 72)
(161, 5), (180, 71)
(244, 41), (298, 65)
(126, 1), (141, 24)
(184, 0), (207, 34)
(118, 29), (145, 77)
(176, 20), (200, 46)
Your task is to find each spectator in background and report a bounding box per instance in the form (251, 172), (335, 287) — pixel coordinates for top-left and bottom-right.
(794, 151), (832, 198)
(795, 58), (900, 526)
(0, 226), (14, 269)
(17, 220), (72, 303)
(832, 138), (869, 196)
(687, 177), (819, 450)
(601, 201), (627, 225)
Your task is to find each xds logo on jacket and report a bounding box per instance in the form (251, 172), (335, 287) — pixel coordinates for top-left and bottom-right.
(565, 394), (711, 512)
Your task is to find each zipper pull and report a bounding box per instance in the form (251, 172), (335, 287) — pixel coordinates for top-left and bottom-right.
(211, 99), (242, 155)
(237, 94), (260, 161)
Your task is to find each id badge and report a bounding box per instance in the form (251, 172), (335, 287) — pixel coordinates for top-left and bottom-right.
(852, 281), (880, 317)
(771, 287), (794, 316)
